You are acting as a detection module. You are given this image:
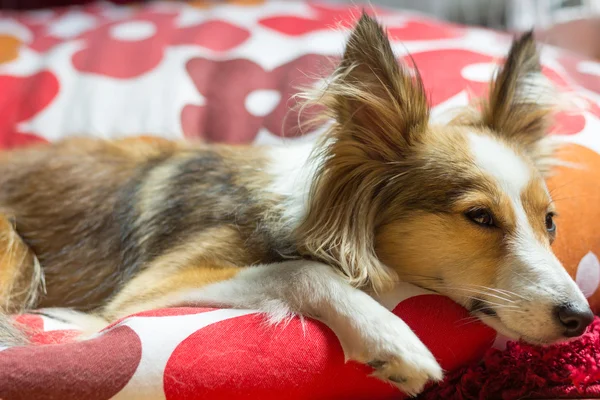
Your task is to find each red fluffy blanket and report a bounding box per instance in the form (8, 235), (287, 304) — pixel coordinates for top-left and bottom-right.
(422, 317), (600, 399)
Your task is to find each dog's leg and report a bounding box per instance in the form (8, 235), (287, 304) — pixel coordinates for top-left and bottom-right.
(0, 215), (42, 311)
(0, 214), (42, 346)
(102, 260), (442, 396)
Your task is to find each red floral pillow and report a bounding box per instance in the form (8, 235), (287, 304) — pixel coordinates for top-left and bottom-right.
(0, 2), (599, 399)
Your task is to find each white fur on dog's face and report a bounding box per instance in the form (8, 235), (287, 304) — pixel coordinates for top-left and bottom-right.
(464, 132), (588, 344)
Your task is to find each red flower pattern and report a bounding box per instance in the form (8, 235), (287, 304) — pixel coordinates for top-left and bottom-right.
(1, 297), (495, 400)
(260, 3), (463, 40)
(2, 2), (595, 146)
(401, 49), (592, 136)
(559, 54), (600, 94)
(0, 325), (142, 400)
(0, 71), (57, 148)
(182, 54), (332, 143)
(73, 11), (249, 79)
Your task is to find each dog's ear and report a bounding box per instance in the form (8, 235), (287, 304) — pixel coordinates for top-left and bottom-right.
(482, 32), (557, 173)
(325, 12), (429, 161)
(298, 14), (429, 293)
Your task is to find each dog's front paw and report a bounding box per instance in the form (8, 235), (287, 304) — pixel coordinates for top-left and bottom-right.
(343, 316), (443, 396)
(365, 346), (442, 396)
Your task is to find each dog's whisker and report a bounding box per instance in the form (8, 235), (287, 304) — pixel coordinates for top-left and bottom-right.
(455, 318), (481, 328)
(456, 289), (517, 304)
(472, 303), (526, 313)
(423, 287), (523, 311)
(446, 284), (529, 302)
(512, 272), (554, 297)
(426, 285), (517, 305)
(398, 275), (531, 304)
(463, 297), (522, 310)
(483, 287), (530, 301)
(454, 284), (531, 302)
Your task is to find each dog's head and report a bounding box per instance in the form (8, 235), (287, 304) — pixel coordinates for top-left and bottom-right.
(299, 13), (592, 344)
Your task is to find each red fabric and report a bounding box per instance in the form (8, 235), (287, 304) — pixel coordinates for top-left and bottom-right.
(1, 325), (141, 400)
(0, 71), (57, 148)
(2, 301), (496, 400)
(421, 317), (600, 399)
(1, 2), (597, 149)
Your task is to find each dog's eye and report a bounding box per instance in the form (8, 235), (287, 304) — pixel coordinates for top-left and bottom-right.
(545, 212), (556, 233)
(465, 209), (494, 227)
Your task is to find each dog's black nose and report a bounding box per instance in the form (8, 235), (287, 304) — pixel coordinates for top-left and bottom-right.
(555, 303), (594, 337)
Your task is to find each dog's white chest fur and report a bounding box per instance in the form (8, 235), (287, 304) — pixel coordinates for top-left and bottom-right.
(266, 142), (319, 227)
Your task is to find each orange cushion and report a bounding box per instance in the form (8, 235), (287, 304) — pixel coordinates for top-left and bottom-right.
(549, 144), (600, 312)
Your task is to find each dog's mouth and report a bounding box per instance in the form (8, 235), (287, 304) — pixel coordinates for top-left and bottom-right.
(468, 301), (534, 343)
(469, 298), (498, 318)
(468, 298), (569, 346)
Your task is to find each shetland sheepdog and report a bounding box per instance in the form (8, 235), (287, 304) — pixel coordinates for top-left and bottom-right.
(0, 14), (592, 396)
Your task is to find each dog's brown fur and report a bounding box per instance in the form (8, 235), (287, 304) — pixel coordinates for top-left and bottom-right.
(0, 138), (293, 315)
